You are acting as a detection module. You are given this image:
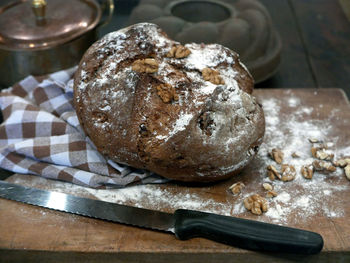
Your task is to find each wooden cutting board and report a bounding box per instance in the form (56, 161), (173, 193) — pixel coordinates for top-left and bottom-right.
(0, 89), (349, 262)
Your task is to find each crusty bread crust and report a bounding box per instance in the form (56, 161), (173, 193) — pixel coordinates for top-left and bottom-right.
(74, 23), (265, 182)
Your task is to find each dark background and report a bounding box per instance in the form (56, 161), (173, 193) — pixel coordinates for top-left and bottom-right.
(1, 0), (350, 98)
(100, 0), (350, 98)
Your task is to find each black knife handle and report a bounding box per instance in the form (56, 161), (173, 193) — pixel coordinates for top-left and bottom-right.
(174, 209), (323, 254)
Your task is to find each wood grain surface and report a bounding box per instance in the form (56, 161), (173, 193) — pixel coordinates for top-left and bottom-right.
(290, 0), (350, 92)
(0, 89), (349, 262)
(255, 0), (316, 89)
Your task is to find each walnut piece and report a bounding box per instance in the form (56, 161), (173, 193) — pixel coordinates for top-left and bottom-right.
(291, 152), (300, 158)
(244, 194), (268, 215)
(345, 165), (350, 180)
(132, 58), (158, 73)
(267, 165), (281, 181)
(267, 170), (275, 181)
(262, 183), (273, 191)
(266, 190), (278, 198)
(311, 147), (334, 161)
(201, 68), (225, 85)
(311, 147), (317, 157)
(270, 148), (284, 164)
(156, 83), (179, 103)
(263, 183), (277, 198)
(281, 164), (296, 182)
(229, 182), (245, 195)
(301, 164), (314, 179)
(312, 160), (336, 173)
(308, 138), (322, 143)
(333, 158), (350, 168)
(167, 45), (191, 58)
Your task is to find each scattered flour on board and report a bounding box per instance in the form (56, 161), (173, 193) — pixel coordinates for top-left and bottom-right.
(10, 175), (232, 216)
(9, 94), (350, 224)
(231, 95), (349, 223)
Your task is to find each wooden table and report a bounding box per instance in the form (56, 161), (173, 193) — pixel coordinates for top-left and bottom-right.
(0, 89), (349, 262)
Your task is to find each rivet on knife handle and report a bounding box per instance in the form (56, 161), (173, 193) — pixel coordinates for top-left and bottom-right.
(174, 209), (323, 254)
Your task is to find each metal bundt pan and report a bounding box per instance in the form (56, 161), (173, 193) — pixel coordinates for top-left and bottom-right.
(128, 0), (282, 83)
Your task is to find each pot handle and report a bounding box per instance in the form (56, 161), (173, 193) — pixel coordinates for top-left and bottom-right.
(32, 0), (47, 26)
(97, 0), (115, 28)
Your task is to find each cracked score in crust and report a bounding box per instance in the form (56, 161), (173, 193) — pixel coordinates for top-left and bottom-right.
(73, 23), (265, 182)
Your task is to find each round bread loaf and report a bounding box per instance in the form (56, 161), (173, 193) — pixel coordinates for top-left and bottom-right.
(74, 23), (265, 182)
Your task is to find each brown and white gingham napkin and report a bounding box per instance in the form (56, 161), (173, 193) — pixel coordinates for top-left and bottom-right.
(0, 67), (167, 188)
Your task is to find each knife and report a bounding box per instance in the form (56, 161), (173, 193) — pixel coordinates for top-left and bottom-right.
(0, 181), (323, 254)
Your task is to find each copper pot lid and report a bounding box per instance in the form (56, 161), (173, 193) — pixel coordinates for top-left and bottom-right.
(0, 0), (101, 50)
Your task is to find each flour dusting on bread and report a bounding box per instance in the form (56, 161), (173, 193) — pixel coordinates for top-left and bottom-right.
(74, 23), (265, 182)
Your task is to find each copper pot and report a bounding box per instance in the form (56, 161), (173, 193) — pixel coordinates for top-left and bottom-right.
(0, 0), (114, 87)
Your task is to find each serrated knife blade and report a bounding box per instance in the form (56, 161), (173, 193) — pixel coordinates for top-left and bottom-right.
(0, 180), (175, 232)
(0, 181), (323, 254)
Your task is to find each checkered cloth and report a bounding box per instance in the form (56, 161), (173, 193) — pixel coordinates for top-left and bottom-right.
(0, 68), (167, 188)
